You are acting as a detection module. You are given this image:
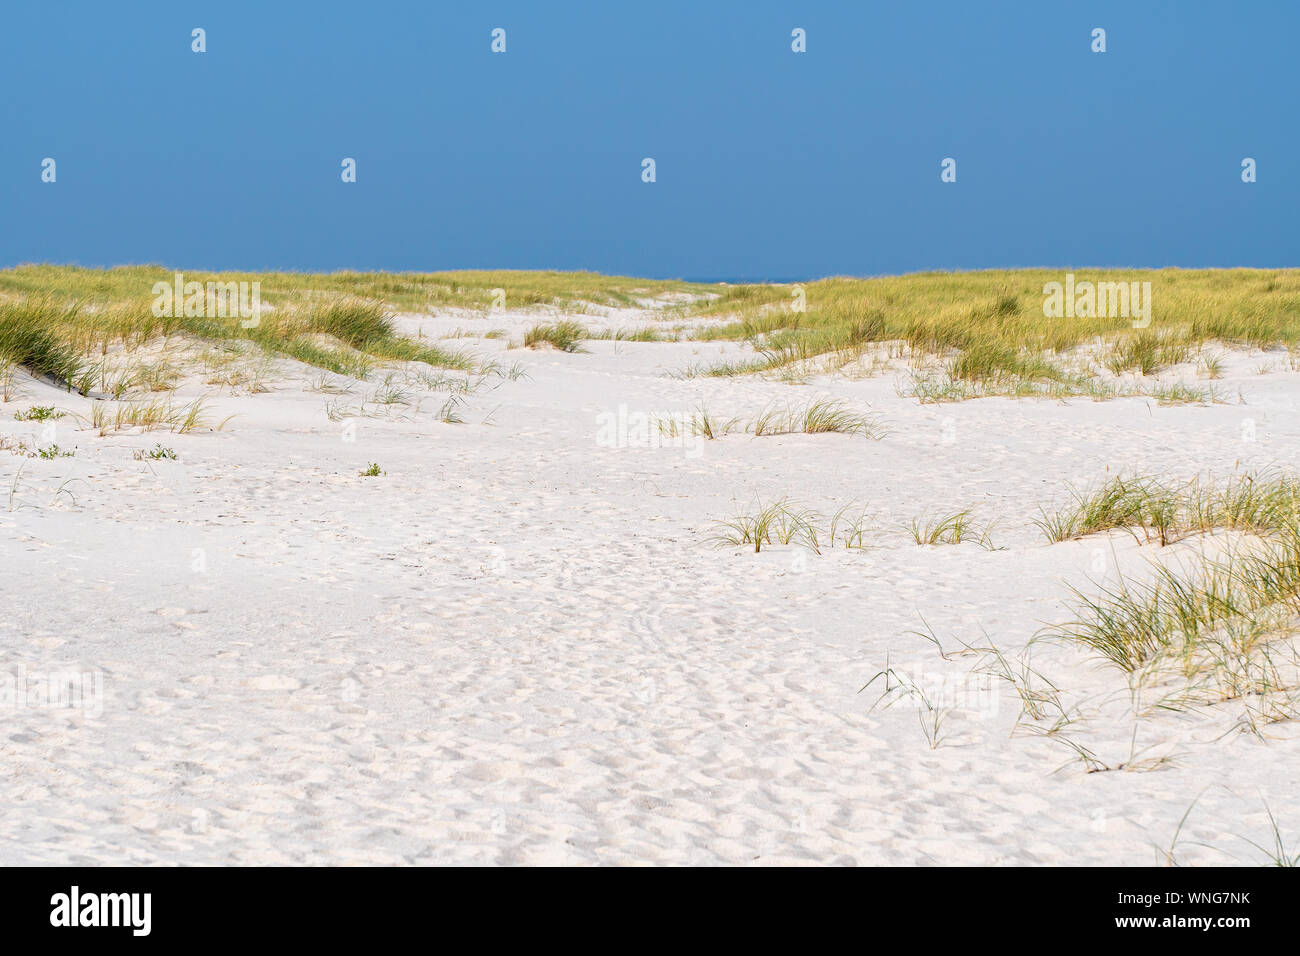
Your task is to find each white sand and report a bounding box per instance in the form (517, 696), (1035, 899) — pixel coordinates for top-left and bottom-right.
(2, 306), (1298, 865)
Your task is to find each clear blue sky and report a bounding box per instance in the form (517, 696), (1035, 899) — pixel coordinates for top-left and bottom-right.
(2, 1), (1295, 280)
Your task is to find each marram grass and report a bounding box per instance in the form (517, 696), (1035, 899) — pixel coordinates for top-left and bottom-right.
(1040, 471), (1300, 718)
(1036, 472), (1300, 546)
(688, 268), (1300, 389)
(5, 265), (1300, 397)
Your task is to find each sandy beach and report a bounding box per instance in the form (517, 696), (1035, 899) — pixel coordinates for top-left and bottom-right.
(3, 295), (1298, 866)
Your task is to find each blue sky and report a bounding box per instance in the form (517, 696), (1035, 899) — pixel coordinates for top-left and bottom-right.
(1, 1), (1295, 280)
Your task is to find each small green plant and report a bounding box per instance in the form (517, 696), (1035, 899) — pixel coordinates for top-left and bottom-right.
(710, 499), (873, 554)
(359, 462), (383, 477)
(36, 444), (74, 460)
(370, 374), (413, 406)
(1150, 381), (1219, 406)
(751, 399), (883, 438)
(134, 444), (177, 461)
(14, 405), (62, 421)
(0, 436), (32, 457)
(655, 407), (739, 440)
(710, 499), (822, 554)
(909, 509), (993, 547)
(689, 406), (738, 440)
(1197, 355), (1224, 379)
(860, 658), (950, 750)
(827, 504), (873, 549)
(437, 395), (467, 423)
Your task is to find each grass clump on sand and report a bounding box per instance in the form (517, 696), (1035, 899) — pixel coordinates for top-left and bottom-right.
(1036, 473), (1300, 546)
(710, 499), (821, 553)
(654, 406), (741, 441)
(0, 300), (85, 389)
(947, 340), (1066, 384)
(751, 399), (883, 438)
(1036, 477), (1182, 545)
(523, 321), (588, 352)
(909, 509), (995, 548)
(301, 301), (470, 370)
(710, 500), (872, 553)
(1042, 471), (1300, 732)
(88, 396), (225, 436)
(1104, 329), (1191, 376)
(654, 400), (884, 442)
(1048, 531), (1300, 701)
(241, 300), (473, 374)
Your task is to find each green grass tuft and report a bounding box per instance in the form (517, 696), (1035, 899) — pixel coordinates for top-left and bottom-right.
(0, 300), (85, 389)
(523, 321), (588, 352)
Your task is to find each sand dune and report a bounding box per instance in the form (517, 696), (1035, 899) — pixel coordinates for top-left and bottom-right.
(3, 304), (1298, 865)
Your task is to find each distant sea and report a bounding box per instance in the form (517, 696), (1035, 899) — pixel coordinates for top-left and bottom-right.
(681, 277), (805, 285)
